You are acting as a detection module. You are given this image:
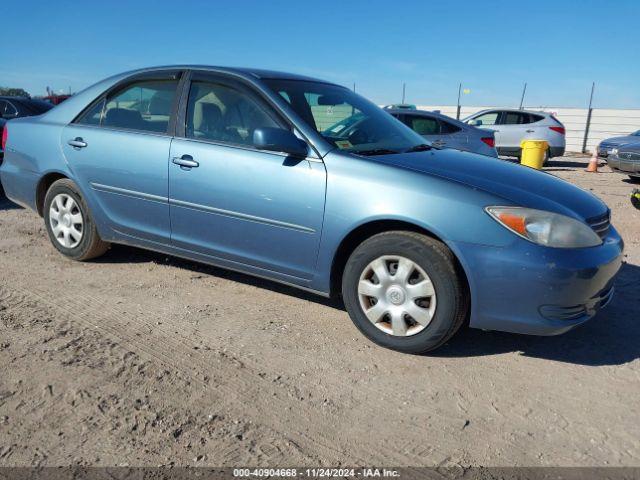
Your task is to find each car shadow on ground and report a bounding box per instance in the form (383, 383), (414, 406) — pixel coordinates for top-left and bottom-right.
(546, 159), (590, 169)
(0, 186), (22, 211)
(622, 177), (640, 185)
(436, 262), (640, 367)
(95, 244), (344, 310)
(99, 244), (639, 367)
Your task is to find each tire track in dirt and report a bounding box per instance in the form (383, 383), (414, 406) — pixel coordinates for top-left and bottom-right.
(1, 270), (536, 465)
(0, 286), (317, 466)
(0, 280), (375, 464)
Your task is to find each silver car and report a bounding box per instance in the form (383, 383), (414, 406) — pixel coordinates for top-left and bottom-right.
(463, 109), (566, 161)
(386, 108), (498, 157)
(598, 130), (640, 158)
(605, 142), (640, 182)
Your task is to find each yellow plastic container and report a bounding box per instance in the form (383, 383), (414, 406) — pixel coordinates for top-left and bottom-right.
(520, 140), (549, 170)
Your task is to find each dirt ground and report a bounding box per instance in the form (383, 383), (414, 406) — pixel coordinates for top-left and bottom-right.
(0, 156), (638, 468)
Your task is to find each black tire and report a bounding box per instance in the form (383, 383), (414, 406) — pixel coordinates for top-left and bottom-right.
(543, 148), (551, 166)
(341, 231), (469, 354)
(43, 178), (109, 261)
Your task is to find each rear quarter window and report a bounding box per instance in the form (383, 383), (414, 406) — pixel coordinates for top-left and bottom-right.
(439, 120), (462, 134)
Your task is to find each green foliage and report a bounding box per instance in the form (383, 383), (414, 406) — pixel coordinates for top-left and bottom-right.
(0, 87), (30, 97)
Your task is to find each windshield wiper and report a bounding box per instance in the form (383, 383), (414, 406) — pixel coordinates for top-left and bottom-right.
(352, 148), (399, 156)
(404, 143), (435, 153)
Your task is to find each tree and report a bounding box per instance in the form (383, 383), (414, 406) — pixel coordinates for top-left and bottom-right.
(0, 87), (30, 97)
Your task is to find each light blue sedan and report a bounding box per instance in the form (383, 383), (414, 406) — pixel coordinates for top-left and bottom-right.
(0, 66), (623, 353)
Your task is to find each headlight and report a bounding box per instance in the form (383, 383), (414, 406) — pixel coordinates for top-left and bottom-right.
(611, 148), (618, 156)
(486, 207), (602, 248)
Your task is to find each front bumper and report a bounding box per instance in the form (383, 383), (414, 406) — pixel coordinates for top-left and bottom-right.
(606, 155), (640, 177)
(452, 227), (624, 335)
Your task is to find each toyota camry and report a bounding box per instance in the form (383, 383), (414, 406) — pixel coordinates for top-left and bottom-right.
(0, 66), (623, 353)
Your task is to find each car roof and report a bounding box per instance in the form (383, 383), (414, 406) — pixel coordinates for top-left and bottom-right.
(386, 108), (466, 125)
(118, 65), (340, 86)
(471, 108), (551, 116)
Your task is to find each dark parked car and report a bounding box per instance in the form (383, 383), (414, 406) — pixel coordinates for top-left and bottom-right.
(0, 97), (53, 157)
(605, 142), (640, 181)
(598, 130), (640, 158)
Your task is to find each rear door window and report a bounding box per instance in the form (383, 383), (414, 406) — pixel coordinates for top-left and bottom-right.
(103, 80), (178, 133)
(502, 112), (527, 125)
(76, 99), (105, 126)
(75, 78), (180, 133)
(405, 115), (440, 135)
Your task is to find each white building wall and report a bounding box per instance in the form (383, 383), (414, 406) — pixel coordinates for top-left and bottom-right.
(415, 105), (640, 154)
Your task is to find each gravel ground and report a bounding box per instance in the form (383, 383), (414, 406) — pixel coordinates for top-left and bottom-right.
(0, 156), (638, 467)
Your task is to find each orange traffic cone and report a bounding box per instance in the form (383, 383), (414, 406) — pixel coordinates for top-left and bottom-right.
(587, 148), (599, 173)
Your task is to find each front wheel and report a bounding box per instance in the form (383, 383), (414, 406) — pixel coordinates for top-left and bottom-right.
(341, 231), (468, 354)
(43, 179), (110, 261)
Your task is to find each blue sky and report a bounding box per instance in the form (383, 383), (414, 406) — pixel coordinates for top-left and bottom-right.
(2, 0), (639, 108)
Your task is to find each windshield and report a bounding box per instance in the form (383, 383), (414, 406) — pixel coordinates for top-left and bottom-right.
(262, 79), (427, 155)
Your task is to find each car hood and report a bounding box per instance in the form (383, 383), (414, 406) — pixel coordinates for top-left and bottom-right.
(371, 149), (608, 221)
(601, 135), (640, 146)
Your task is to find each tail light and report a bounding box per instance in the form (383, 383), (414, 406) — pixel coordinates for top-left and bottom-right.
(549, 126), (565, 135)
(1, 126), (6, 151)
(481, 137), (495, 148)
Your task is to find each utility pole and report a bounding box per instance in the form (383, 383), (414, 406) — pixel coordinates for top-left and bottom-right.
(582, 82), (596, 154)
(401, 83), (406, 104)
(519, 82), (527, 110)
(456, 83), (462, 119)
(353, 82), (356, 92)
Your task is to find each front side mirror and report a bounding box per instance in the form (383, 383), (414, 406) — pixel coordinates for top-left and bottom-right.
(253, 128), (308, 157)
(470, 119), (482, 126)
(2, 112), (18, 120)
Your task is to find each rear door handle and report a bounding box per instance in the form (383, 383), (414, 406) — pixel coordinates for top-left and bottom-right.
(172, 154), (199, 168)
(68, 137), (87, 148)
(526, 129), (535, 133)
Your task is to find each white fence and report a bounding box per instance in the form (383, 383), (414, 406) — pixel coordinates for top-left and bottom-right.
(415, 105), (640, 154)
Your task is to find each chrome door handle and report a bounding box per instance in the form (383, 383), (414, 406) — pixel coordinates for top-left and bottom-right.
(526, 129), (535, 133)
(172, 154), (199, 168)
(68, 137), (87, 148)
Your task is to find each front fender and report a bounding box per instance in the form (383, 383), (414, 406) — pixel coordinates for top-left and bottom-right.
(311, 151), (516, 292)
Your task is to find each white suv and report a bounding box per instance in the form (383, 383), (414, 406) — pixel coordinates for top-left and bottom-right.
(463, 109), (566, 161)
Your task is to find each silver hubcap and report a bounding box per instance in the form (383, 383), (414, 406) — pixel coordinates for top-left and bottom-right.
(358, 255), (437, 337)
(49, 193), (83, 249)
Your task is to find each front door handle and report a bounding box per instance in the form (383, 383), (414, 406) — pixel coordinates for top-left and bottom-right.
(68, 137), (87, 148)
(172, 154), (199, 168)
(526, 129), (535, 133)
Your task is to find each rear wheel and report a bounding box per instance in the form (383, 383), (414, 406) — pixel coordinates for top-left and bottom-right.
(341, 231), (468, 354)
(43, 179), (109, 261)
(543, 148), (551, 166)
